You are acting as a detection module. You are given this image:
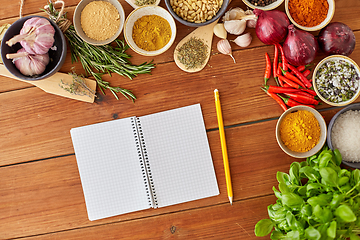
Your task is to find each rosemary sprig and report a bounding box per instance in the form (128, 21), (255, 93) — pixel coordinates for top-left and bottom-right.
(43, 2), (155, 101)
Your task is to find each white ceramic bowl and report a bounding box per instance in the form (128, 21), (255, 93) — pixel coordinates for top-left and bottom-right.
(313, 55), (360, 107)
(124, 6), (176, 56)
(242, 0), (284, 11)
(73, 0), (125, 45)
(276, 106), (327, 158)
(285, 0), (335, 31)
(125, 0), (161, 9)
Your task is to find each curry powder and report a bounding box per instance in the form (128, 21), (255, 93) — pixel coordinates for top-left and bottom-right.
(288, 0), (329, 27)
(132, 15), (171, 51)
(280, 110), (320, 153)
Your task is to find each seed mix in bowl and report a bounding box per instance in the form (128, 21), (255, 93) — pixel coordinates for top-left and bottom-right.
(315, 59), (360, 103)
(170, 0), (223, 23)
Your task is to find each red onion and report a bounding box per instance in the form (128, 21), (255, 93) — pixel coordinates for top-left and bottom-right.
(318, 22), (356, 56)
(283, 25), (318, 66)
(6, 17), (55, 55)
(254, 9), (290, 45)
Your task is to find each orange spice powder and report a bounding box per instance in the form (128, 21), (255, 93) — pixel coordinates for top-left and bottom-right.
(288, 0), (329, 27)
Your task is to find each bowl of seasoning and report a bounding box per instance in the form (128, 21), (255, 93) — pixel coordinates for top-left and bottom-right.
(73, 0), (125, 46)
(242, 0), (284, 10)
(125, 0), (161, 9)
(1, 15), (66, 81)
(276, 105), (327, 158)
(327, 103), (360, 168)
(285, 0), (335, 31)
(164, 0), (229, 27)
(313, 55), (360, 106)
(124, 5), (176, 56)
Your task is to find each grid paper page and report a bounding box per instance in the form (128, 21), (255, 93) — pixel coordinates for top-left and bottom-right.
(139, 104), (219, 208)
(70, 117), (151, 221)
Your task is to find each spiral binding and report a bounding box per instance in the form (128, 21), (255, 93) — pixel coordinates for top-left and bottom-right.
(131, 117), (158, 208)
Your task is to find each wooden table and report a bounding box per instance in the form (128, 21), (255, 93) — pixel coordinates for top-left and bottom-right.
(0, 0), (359, 239)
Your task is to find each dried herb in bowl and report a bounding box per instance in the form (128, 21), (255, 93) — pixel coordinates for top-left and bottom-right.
(177, 37), (208, 70)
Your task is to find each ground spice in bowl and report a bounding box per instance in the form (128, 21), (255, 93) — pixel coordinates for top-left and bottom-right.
(279, 110), (321, 152)
(132, 15), (171, 51)
(288, 0), (329, 27)
(80, 1), (120, 41)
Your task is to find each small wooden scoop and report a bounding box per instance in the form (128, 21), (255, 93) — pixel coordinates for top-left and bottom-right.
(0, 64), (97, 103)
(174, 20), (218, 73)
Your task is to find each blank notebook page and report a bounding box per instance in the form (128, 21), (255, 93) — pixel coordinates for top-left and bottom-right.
(70, 117), (151, 221)
(139, 104), (219, 207)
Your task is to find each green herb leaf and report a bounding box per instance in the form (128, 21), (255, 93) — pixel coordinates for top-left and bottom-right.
(320, 167), (339, 187)
(281, 193), (304, 210)
(335, 204), (357, 222)
(254, 219), (273, 237)
(327, 221), (336, 239)
(305, 226), (321, 240)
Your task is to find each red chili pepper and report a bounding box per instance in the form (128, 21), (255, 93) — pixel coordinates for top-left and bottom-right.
(278, 75), (301, 89)
(264, 85), (300, 94)
(264, 53), (271, 85)
(302, 69), (311, 78)
(283, 83), (292, 88)
(261, 87), (287, 111)
(294, 90), (315, 98)
(296, 64), (311, 72)
(277, 65), (284, 86)
(280, 67), (306, 88)
(284, 92), (320, 105)
(278, 95), (315, 108)
(301, 88), (317, 96)
(286, 63), (312, 88)
(276, 43), (287, 71)
(273, 44), (279, 84)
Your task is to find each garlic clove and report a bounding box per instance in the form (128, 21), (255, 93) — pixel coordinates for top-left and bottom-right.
(245, 9), (257, 28)
(217, 39), (236, 63)
(222, 7), (246, 21)
(9, 48), (49, 76)
(224, 19), (246, 35)
(233, 32), (252, 48)
(213, 23), (227, 39)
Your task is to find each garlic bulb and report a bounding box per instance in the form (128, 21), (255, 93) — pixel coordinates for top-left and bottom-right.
(233, 32), (252, 48)
(222, 7), (246, 21)
(224, 20), (246, 35)
(213, 23), (227, 39)
(6, 17), (55, 55)
(7, 48), (49, 76)
(245, 10), (257, 28)
(217, 39), (236, 63)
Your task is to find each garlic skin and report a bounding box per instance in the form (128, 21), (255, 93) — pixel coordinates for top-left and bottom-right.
(213, 23), (227, 39)
(6, 17), (55, 55)
(233, 32), (252, 48)
(245, 10), (257, 28)
(224, 20), (246, 35)
(217, 39), (236, 63)
(222, 7), (246, 21)
(8, 48), (49, 76)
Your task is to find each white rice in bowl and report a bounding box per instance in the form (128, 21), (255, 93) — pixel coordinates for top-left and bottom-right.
(331, 110), (360, 162)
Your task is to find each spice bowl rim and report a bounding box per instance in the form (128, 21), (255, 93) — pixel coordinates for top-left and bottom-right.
(327, 102), (360, 168)
(125, 0), (161, 9)
(284, 0), (335, 31)
(73, 0), (126, 46)
(312, 55), (360, 107)
(275, 105), (327, 159)
(123, 5), (177, 57)
(0, 15), (67, 81)
(164, 0), (229, 27)
(241, 0), (284, 11)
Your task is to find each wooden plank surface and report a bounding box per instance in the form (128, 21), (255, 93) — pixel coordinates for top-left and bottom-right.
(0, 0), (359, 239)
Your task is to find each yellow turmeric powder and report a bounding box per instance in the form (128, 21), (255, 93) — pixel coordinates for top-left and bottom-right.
(280, 110), (320, 153)
(132, 15), (171, 51)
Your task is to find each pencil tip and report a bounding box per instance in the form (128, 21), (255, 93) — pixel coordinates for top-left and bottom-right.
(214, 89), (218, 93)
(229, 196), (233, 205)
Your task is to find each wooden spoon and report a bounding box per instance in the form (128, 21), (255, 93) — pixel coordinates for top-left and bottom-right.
(174, 20), (218, 73)
(0, 64), (97, 103)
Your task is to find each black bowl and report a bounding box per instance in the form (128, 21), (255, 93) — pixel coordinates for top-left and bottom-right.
(327, 102), (360, 168)
(164, 0), (229, 27)
(1, 15), (67, 81)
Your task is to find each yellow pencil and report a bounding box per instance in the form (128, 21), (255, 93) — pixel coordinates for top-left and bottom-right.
(214, 89), (233, 205)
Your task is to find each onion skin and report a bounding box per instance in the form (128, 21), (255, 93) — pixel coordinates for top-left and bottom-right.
(283, 25), (318, 66)
(318, 22), (356, 56)
(254, 9), (290, 45)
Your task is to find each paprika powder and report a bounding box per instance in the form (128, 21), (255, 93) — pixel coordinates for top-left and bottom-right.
(288, 0), (329, 27)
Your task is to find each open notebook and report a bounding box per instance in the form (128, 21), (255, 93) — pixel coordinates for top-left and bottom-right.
(70, 104), (219, 221)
